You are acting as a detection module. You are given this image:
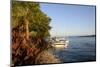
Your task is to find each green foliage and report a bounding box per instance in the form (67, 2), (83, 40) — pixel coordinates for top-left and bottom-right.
(30, 31), (37, 38)
(12, 1), (51, 37)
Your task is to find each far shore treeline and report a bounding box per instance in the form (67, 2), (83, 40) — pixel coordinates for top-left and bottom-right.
(12, 0), (60, 66)
(77, 35), (96, 37)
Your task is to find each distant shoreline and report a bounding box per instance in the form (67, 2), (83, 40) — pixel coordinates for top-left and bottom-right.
(77, 35), (96, 37)
(51, 35), (96, 38)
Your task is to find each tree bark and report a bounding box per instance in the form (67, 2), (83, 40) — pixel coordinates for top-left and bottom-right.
(25, 18), (29, 40)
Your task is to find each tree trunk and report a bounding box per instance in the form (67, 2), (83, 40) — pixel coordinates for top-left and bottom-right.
(25, 18), (29, 40)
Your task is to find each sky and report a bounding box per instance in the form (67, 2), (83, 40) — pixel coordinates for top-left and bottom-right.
(40, 3), (96, 36)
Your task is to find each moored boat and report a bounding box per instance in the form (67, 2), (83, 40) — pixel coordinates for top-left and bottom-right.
(51, 37), (69, 48)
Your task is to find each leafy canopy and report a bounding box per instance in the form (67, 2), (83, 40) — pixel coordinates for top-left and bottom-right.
(12, 1), (51, 37)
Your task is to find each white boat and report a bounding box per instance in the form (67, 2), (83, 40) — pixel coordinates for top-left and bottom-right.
(51, 37), (69, 48)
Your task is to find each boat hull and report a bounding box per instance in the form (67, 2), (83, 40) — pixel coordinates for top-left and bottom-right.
(52, 41), (69, 48)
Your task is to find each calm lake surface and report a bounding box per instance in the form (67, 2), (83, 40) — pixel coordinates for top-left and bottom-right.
(54, 36), (96, 63)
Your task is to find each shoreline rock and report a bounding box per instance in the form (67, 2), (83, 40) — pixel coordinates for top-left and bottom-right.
(35, 50), (61, 64)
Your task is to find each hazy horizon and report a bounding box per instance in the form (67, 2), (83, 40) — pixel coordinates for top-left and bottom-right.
(40, 3), (96, 37)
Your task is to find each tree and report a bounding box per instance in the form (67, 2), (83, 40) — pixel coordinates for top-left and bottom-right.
(12, 1), (51, 40)
(12, 1), (56, 65)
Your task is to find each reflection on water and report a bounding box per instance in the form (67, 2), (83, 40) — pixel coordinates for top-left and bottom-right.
(53, 36), (96, 63)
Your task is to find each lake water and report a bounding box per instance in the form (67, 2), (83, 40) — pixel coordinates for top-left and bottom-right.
(54, 36), (96, 63)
